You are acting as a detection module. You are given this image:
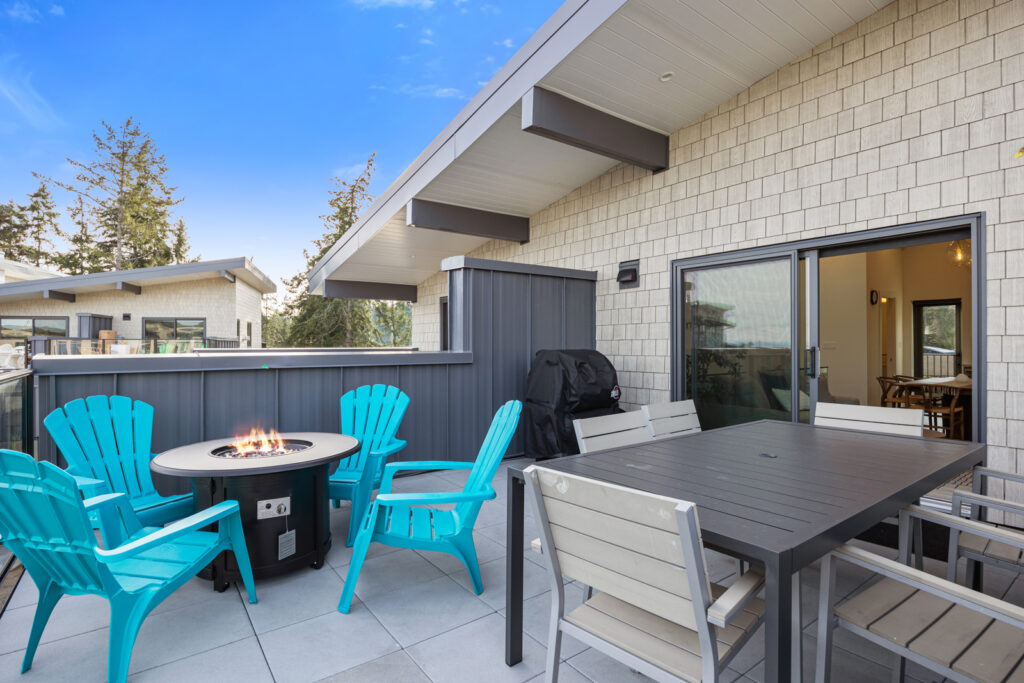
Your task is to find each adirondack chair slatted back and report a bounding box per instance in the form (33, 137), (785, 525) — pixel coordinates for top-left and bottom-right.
(642, 400), (701, 438)
(340, 385), (410, 469)
(813, 402), (923, 436)
(0, 450), (105, 593)
(573, 410), (651, 454)
(454, 400), (522, 525)
(525, 465), (713, 632)
(44, 395), (157, 500)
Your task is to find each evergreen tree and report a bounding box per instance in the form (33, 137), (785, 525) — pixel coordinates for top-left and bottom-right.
(51, 196), (105, 274)
(37, 117), (192, 270)
(284, 155), (377, 347)
(170, 218), (197, 263)
(22, 182), (59, 267)
(0, 201), (32, 263)
(372, 301), (412, 346)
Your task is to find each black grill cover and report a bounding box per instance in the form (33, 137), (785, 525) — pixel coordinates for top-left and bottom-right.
(524, 349), (622, 459)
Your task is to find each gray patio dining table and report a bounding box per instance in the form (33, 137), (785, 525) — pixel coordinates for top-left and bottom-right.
(504, 419), (985, 683)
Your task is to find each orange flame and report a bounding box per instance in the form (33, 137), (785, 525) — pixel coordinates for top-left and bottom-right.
(230, 428), (287, 455)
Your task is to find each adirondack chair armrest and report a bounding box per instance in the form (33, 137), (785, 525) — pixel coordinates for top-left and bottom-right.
(370, 439), (407, 460)
(374, 489), (496, 506)
(951, 490), (1024, 519)
(707, 565), (765, 628)
(901, 505), (1024, 550)
(72, 474), (109, 498)
(831, 543), (1024, 630)
(380, 460), (476, 492)
(83, 493), (142, 548)
(94, 500), (241, 563)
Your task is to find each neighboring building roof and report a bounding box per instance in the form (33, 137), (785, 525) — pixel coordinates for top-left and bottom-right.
(0, 259), (64, 283)
(0, 257), (276, 304)
(309, 0), (888, 294)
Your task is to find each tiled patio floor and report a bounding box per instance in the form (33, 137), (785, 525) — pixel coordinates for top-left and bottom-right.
(2, 457), (1023, 682)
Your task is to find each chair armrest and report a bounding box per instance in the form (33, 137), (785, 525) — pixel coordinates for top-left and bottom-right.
(380, 460), (475, 492)
(94, 501), (240, 563)
(370, 439), (407, 460)
(832, 543), (1024, 630)
(952, 490), (1024, 519)
(973, 467), (1024, 488)
(902, 505), (1024, 550)
(72, 474), (109, 498)
(374, 489), (496, 506)
(83, 493), (142, 548)
(707, 566), (765, 628)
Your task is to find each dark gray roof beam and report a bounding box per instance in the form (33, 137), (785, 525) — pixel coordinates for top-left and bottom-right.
(521, 87), (669, 172)
(116, 282), (142, 295)
(406, 199), (529, 244)
(43, 289), (75, 302)
(323, 280), (418, 303)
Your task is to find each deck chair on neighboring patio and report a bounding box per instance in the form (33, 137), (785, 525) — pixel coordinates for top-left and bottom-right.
(44, 395), (193, 527)
(525, 465), (765, 682)
(0, 449), (257, 683)
(642, 399), (701, 439)
(572, 410), (651, 453)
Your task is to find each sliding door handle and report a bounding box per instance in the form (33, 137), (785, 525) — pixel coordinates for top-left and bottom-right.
(803, 347), (819, 379)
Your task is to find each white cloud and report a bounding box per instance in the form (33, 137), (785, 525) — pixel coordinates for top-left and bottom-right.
(419, 27), (434, 45)
(0, 55), (61, 129)
(495, 38), (514, 49)
(48, 4), (63, 15)
(5, 2), (40, 22)
(394, 22), (406, 28)
(332, 162), (372, 181)
(351, 0), (435, 8)
(373, 83), (466, 100)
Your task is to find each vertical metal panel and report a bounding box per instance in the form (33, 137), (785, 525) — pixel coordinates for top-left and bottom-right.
(277, 367), (343, 434)
(529, 275), (565, 355)
(448, 269), (470, 352)
(203, 370), (276, 439)
(491, 271), (531, 455)
(395, 364), (449, 463)
(116, 372), (203, 453)
(564, 278), (596, 348)
(341, 365), (401, 394)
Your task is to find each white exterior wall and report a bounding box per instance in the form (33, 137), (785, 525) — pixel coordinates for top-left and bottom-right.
(412, 0), (1024, 479)
(0, 278), (242, 339)
(235, 280), (264, 347)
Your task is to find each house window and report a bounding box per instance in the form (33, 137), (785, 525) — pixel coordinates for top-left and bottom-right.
(913, 299), (962, 377)
(143, 318), (206, 341)
(246, 321), (253, 348)
(439, 296), (449, 351)
(0, 317), (68, 340)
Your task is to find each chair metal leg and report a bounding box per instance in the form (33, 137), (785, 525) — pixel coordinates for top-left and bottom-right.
(815, 555), (838, 683)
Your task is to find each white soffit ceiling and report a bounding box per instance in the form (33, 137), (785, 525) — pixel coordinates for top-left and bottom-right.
(316, 0), (888, 289)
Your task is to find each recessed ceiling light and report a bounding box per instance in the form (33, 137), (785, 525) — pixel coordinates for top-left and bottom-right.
(659, 71), (675, 82)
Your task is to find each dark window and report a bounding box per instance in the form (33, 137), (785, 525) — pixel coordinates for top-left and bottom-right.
(0, 317), (68, 340)
(439, 296), (449, 351)
(236, 319), (240, 338)
(913, 299), (962, 377)
(246, 321), (253, 348)
(144, 318), (206, 341)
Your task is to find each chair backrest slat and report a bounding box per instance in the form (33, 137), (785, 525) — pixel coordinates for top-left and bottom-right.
(454, 400), (522, 524)
(573, 411), (651, 454)
(814, 402), (923, 436)
(0, 450), (105, 593)
(44, 396), (159, 504)
(526, 465), (711, 631)
(339, 384), (411, 470)
(642, 400), (701, 439)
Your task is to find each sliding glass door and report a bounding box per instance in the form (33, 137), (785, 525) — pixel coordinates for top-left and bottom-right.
(679, 255), (800, 429)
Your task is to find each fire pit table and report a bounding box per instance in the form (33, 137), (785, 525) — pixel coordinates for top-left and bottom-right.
(152, 431), (359, 590)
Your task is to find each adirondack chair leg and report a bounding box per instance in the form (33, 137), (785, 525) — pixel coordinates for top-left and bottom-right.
(225, 514), (258, 604)
(20, 581), (63, 673)
(347, 481), (373, 548)
(107, 597), (151, 683)
(338, 505), (378, 613)
(450, 532), (483, 594)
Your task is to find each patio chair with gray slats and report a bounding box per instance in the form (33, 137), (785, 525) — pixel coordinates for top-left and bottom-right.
(572, 410), (651, 454)
(525, 465), (766, 683)
(950, 467), (1024, 587)
(815, 506), (1024, 683)
(642, 399), (701, 439)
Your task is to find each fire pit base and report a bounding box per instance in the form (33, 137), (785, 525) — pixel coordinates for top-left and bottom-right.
(193, 464), (332, 589)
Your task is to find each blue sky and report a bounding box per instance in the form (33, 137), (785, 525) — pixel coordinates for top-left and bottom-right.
(0, 0), (559, 291)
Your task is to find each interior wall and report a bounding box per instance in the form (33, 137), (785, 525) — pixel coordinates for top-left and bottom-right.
(819, 252), (868, 406)
(866, 248), (905, 404)
(899, 241), (973, 375)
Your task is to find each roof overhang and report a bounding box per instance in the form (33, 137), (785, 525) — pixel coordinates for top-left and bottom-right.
(309, 0), (889, 294)
(0, 257), (276, 304)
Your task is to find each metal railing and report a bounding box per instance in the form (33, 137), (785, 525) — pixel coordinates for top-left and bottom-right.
(0, 369), (32, 455)
(30, 337), (241, 357)
(922, 352), (959, 377)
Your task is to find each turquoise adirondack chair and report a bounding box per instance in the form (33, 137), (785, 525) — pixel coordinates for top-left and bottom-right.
(338, 399), (521, 613)
(330, 384), (411, 546)
(0, 449), (257, 683)
(43, 395), (193, 527)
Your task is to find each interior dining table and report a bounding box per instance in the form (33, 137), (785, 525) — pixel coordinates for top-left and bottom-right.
(895, 376), (973, 439)
(504, 420), (985, 683)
